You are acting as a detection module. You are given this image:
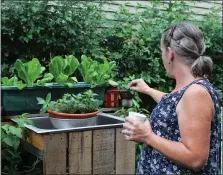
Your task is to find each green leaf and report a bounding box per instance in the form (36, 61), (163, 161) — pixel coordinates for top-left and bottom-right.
(66, 83), (73, 88)
(3, 137), (14, 147)
(21, 113), (29, 118)
(36, 73), (54, 85)
(55, 73), (68, 84)
(27, 34), (33, 39)
(36, 97), (45, 104)
(40, 103), (48, 113)
(1, 77), (10, 86)
(45, 93), (51, 104)
(49, 56), (64, 80)
(40, 66), (46, 74)
(108, 80), (119, 87)
(69, 77), (78, 83)
(2, 125), (10, 134)
(15, 118), (25, 128)
(16, 81), (26, 90)
(3, 136), (20, 150)
(63, 55), (79, 76)
(15, 114), (34, 128)
(8, 126), (22, 138)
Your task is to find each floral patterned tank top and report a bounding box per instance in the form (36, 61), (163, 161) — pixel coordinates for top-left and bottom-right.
(137, 79), (221, 174)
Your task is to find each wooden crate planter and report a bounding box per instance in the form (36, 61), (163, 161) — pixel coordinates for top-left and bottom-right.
(26, 128), (135, 174)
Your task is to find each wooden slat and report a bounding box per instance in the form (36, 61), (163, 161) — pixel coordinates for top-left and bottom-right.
(26, 130), (44, 150)
(69, 131), (92, 174)
(42, 133), (67, 175)
(93, 129), (115, 174)
(115, 128), (136, 174)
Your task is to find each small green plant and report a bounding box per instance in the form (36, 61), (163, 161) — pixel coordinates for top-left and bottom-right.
(37, 90), (102, 114)
(36, 93), (56, 113)
(1, 76), (26, 90)
(1, 113), (35, 174)
(116, 75), (136, 92)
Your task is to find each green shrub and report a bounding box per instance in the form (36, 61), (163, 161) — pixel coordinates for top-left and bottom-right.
(1, 1), (105, 65)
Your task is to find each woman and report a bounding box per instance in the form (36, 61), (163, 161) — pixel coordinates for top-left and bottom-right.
(122, 23), (220, 174)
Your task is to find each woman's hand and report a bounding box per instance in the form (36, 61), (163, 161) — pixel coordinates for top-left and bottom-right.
(130, 79), (166, 103)
(129, 79), (151, 94)
(122, 117), (154, 144)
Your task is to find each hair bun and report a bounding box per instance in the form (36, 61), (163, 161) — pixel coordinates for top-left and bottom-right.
(191, 56), (213, 78)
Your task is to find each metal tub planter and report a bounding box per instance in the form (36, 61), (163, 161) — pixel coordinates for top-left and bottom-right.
(11, 113), (136, 175)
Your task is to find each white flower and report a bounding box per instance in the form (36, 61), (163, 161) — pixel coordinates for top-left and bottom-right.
(156, 131), (161, 136)
(173, 166), (177, 170)
(153, 159), (157, 164)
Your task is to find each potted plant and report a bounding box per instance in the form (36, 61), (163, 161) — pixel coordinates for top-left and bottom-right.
(116, 75), (135, 108)
(37, 90), (102, 129)
(1, 55), (116, 116)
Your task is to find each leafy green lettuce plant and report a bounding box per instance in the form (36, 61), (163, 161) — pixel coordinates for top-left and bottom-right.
(1, 76), (26, 90)
(15, 58), (47, 86)
(2, 58), (54, 89)
(78, 55), (116, 87)
(49, 55), (79, 87)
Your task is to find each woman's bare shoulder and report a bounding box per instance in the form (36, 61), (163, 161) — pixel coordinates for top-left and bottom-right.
(184, 83), (212, 98)
(177, 83), (214, 120)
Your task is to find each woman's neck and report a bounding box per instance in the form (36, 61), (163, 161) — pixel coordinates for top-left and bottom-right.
(173, 65), (203, 92)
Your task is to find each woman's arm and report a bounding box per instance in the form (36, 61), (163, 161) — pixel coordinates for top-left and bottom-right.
(129, 79), (166, 103)
(124, 84), (214, 171)
(144, 87), (167, 103)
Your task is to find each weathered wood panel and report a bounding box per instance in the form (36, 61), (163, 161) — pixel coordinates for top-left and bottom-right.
(69, 131), (92, 174)
(115, 128), (136, 174)
(93, 129), (115, 174)
(42, 133), (67, 174)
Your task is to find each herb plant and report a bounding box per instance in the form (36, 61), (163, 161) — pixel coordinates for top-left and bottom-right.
(37, 90), (102, 114)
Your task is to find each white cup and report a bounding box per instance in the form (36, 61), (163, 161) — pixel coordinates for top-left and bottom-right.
(123, 112), (147, 137)
(128, 112), (147, 123)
